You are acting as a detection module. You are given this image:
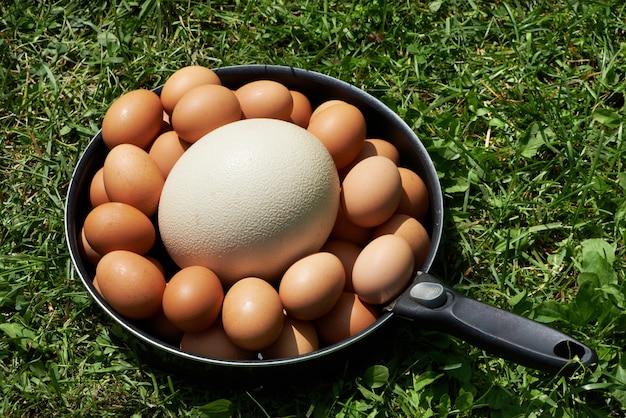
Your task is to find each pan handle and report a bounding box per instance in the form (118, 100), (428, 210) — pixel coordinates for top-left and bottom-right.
(391, 273), (598, 375)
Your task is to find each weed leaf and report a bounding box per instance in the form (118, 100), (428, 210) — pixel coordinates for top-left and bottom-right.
(592, 108), (622, 128)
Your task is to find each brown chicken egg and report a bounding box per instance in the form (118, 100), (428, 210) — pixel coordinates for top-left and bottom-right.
(89, 167), (109, 208)
(180, 320), (257, 360)
(101, 89), (163, 149)
(160, 65), (222, 115)
(320, 239), (361, 292)
(373, 214), (431, 269)
(83, 202), (155, 256)
(162, 266), (224, 333)
(262, 316), (319, 359)
(329, 204), (373, 246)
(148, 130), (191, 179)
(221, 277), (285, 351)
(314, 292), (380, 345)
(341, 156), (402, 227)
(289, 90), (313, 127)
(339, 139), (401, 177)
(171, 84), (241, 143)
(235, 79), (293, 120)
(396, 167), (429, 222)
(103, 143), (165, 217)
(307, 102), (366, 169)
(79, 226), (102, 265)
(309, 99), (345, 123)
(145, 309), (184, 344)
(96, 250), (166, 320)
(279, 252), (345, 321)
(351, 234), (415, 305)
(92, 277), (103, 297)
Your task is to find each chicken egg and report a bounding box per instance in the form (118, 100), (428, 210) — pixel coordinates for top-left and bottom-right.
(314, 292), (379, 345)
(96, 250), (166, 320)
(289, 90), (313, 127)
(83, 202), (155, 256)
(351, 234), (414, 305)
(372, 214), (431, 269)
(307, 102), (366, 169)
(396, 167), (429, 222)
(103, 143), (164, 217)
(328, 204), (373, 246)
(341, 156), (402, 227)
(162, 266), (224, 333)
(89, 167), (109, 207)
(101, 89), (163, 149)
(262, 316), (319, 359)
(279, 252), (345, 321)
(79, 226), (102, 265)
(309, 99), (345, 123)
(235, 79), (293, 120)
(171, 84), (242, 143)
(221, 277), (284, 351)
(148, 130), (191, 179)
(160, 65), (221, 115)
(180, 320), (257, 360)
(320, 239), (361, 292)
(339, 139), (400, 177)
(145, 309), (184, 344)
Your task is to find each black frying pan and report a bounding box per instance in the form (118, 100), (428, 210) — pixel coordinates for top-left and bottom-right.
(65, 65), (597, 383)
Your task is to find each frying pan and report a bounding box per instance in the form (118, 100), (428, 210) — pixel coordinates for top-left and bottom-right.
(65, 65), (597, 383)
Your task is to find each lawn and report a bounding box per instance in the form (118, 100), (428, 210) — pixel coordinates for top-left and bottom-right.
(1, 0), (626, 416)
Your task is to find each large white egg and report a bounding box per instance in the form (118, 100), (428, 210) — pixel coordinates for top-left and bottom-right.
(158, 118), (340, 287)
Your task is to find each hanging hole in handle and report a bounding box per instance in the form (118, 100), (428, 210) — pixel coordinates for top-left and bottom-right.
(554, 340), (586, 360)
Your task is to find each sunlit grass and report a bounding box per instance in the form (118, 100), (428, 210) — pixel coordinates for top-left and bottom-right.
(1, 0), (625, 416)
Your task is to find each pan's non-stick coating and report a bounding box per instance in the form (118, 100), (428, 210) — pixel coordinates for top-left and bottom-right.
(64, 65), (444, 383)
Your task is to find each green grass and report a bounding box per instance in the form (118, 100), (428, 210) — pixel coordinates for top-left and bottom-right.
(2, 0), (626, 416)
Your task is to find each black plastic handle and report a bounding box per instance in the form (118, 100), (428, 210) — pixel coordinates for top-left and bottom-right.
(391, 273), (598, 375)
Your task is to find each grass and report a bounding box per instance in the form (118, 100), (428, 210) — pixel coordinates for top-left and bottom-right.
(1, 0), (626, 416)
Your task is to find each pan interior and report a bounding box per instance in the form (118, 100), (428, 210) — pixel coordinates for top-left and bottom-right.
(65, 65), (444, 369)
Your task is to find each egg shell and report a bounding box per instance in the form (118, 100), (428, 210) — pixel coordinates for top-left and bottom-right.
(83, 202), (155, 255)
(279, 252), (345, 321)
(307, 102), (366, 169)
(89, 167), (110, 207)
(92, 277), (102, 297)
(320, 239), (361, 292)
(103, 143), (165, 217)
(314, 292), (379, 345)
(221, 277), (285, 351)
(171, 84), (241, 143)
(145, 256), (166, 276)
(372, 214), (431, 270)
(396, 167), (429, 222)
(341, 156), (402, 227)
(162, 266), (224, 333)
(101, 89), (163, 149)
(352, 234), (415, 305)
(96, 250), (166, 319)
(235, 80), (293, 121)
(162, 110), (171, 126)
(145, 309), (184, 344)
(262, 316), (319, 359)
(160, 66), (221, 115)
(329, 204), (373, 246)
(148, 130), (191, 179)
(339, 139), (400, 178)
(309, 99), (346, 123)
(180, 320), (257, 360)
(79, 226), (102, 265)
(158, 119), (340, 287)
(289, 90), (313, 128)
